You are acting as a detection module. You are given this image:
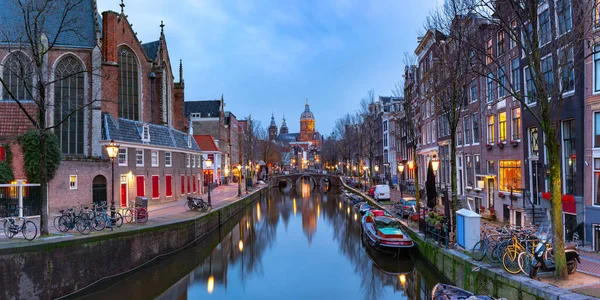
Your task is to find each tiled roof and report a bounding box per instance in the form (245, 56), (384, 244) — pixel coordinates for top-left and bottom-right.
(194, 135), (220, 152)
(141, 41), (159, 61)
(103, 114), (200, 152)
(185, 100), (221, 118)
(0, 0), (97, 48)
(277, 133), (299, 142)
(0, 101), (36, 140)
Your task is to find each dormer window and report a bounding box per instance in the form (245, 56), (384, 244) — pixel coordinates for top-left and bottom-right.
(187, 135), (192, 148)
(142, 125), (150, 142)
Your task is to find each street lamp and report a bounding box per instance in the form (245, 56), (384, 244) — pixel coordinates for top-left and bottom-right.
(398, 162), (405, 199)
(237, 165), (242, 196)
(206, 158), (213, 206)
(431, 154), (440, 173)
(105, 140), (120, 222)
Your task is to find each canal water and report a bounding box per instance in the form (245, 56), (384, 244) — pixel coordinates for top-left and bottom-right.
(70, 182), (446, 300)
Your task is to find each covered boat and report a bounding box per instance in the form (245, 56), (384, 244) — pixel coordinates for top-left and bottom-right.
(431, 283), (500, 300)
(361, 210), (414, 254)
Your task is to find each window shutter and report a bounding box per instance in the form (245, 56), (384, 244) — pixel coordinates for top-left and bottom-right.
(0, 146), (5, 161)
(187, 175), (191, 193)
(166, 175), (173, 197)
(136, 176), (145, 196)
(181, 175), (185, 194)
(152, 176), (159, 198)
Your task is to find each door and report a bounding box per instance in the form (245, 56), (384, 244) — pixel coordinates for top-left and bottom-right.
(515, 211), (522, 228)
(530, 160), (540, 205)
(458, 170), (463, 196)
(503, 204), (510, 222)
(563, 213), (577, 242)
(594, 224), (600, 252)
(120, 183), (127, 207)
(92, 175), (107, 205)
(487, 178), (494, 208)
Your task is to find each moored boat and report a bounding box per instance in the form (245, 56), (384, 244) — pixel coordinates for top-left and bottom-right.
(361, 210), (414, 255)
(431, 283), (500, 300)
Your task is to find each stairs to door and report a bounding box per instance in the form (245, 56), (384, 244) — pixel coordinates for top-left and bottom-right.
(523, 206), (548, 227)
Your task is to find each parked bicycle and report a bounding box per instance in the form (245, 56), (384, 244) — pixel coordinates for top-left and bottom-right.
(185, 196), (212, 212)
(57, 205), (92, 235)
(122, 204), (148, 224)
(3, 208), (37, 241)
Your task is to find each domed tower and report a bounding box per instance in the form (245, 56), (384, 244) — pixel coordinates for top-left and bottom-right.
(268, 113), (278, 140)
(299, 99), (315, 142)
(280, 114), (289, 134)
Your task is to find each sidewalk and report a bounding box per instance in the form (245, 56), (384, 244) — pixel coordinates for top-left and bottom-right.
(0, 183), (261, 247)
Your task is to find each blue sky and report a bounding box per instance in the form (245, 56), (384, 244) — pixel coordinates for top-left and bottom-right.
(98, 0), (440, 135)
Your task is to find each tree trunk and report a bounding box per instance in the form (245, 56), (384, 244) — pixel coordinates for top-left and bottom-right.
(413, 147), (420, 209)
(450, 133), (457, 236)
(546, 129), (568, 279)
(39, 130), (49, 236)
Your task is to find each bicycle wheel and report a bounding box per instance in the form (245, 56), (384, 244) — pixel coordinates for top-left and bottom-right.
(58, 215), (71, 232)
(486, 241), (500, 263)
(185, 200), (193, 211)
(114, 212), (124, 228)
(502, 249), (521, 274)
(123, 209), (133, 223)
(472, 240), (486, 261)
(22, 220), (37, 241)
(75, 217), (91, 235)
(137, 208), (148, 223)
(3, 220), (16, 238)
(494, 240), (508, 262)
(53, 215), (64, 232)
(518, 252), (533, 275)
(92, 214), (106, 231)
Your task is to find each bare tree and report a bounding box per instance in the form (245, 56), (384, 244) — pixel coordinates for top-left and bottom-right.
(0, 0), (101, 235)
(255, 126), (280, 167)
(358, 89), (379, 184)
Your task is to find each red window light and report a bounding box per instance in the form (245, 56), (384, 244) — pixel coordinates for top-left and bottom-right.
(166, 175), (172, 197)
(152, 175), (159, 199)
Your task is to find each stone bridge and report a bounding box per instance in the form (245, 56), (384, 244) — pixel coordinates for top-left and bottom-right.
(268, 173), (341, 189)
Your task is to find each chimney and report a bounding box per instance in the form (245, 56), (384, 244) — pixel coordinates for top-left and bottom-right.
(102, 11), (118, 63)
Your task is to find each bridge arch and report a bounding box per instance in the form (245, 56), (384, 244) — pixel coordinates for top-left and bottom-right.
(277, 178), (293, 193)
(295, 175), (317, 188)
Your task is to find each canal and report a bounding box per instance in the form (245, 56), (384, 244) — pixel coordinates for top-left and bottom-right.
(69, 183), (446, 300)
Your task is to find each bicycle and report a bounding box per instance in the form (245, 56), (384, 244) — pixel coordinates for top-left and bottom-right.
(406, 206), (419, 228)
(501, 229), (535, 274)
(3, 209), (37, 241)
(122, 204), (148, 224)
(185, 196), (212, 212)
(57, 206), (92, 235)
(471, 223), (508, 262)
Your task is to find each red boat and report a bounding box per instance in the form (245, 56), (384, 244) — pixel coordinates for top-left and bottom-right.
(361, 210), (414, 255)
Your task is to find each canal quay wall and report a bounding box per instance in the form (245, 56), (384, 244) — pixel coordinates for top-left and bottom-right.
(0, 187), (266, 300)
(340, 181), (594, 300)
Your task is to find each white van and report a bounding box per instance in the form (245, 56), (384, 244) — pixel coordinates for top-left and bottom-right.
(374, 185), (391, 201)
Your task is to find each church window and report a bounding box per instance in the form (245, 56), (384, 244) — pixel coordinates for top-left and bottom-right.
(54, 56), (85, 155)
(2, 51), (33, 100)
(118, 46), (140, 121)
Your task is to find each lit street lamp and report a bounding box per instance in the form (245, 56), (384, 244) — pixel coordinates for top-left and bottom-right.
(237, 165), (242, 196)
(398, 162), (404, 199)
(105, 140), (120, 222)
(206, 158), (213, 206)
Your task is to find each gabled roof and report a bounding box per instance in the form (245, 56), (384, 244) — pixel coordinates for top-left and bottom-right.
(0, 101), (36, 140)
(0, 0), (97, 48)
(194, 135), (220, 152)
(141, 40), (160, 61)
(185, 100), (221, 118)
(103, 114), (200, 152)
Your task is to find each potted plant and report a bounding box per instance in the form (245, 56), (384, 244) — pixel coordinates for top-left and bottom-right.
(485, 143), (493, 149)
(480, 206), (485, 213)
(510, 140), (520, 147)
(489, 207), (495, 215)
(498, 191), (506, 198)
(497, 141), (506, 148)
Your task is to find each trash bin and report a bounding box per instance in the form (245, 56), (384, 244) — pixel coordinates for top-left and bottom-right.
(135, 196), (148, 209)
(223, 177), (229, 185)
(456, 208), (480, 250)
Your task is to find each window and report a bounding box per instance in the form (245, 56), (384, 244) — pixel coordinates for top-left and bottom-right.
(511, 58), (520, 91)
(487, 115), (495, 144)
(186, 153), (190, 167)
(0, 146), (5, 162)
(497, 31), (505, 56)
(596, 0), (600, 28)
(595, 45), (600, 93)
(142, 125), (150, 142)
(118, 46), (140, 121)
(383, 120), (388, 132)
(594, 158), (600, 206)
(488, 160), (495, 174)
(69, 175), (77, 190)
(523, 23), (533, 54)
(511, 107), (521, 140)
(136, 149), (144, 166)
(136, 175), (145, 196)
(152, 175), (159, 199)
(499, 112), (507, 142)
(457, 129), (463, 146)
(557, 0), (572, 35)
(499, 160), (522, 191)
(474, 154), (481, 174)
(595, 112), (600, 148)
(562, 120), (576, 194)
(529, 127), (539, 157)
(509, 20), (517, 49)
(192, 153), (196, 167)
(187, 136), (192, 148)
(465, 155), (473, 187)
(181, 175), (186, 194)
(539, 9), (551, 46)
(525, 67), (537, 104)
(470, 80), (477, 102)
(560, 48), (574, 93)
(118, 148), (127, 166)
(54, 56), (85, 155)
(166, 175), (173, 197)
(151, 150), (159, 167)
(498, 66), (507, 98)
(165, 152), (172, 167)
(487, 73), (494, 103)
(2, 51), (32, 101)
(541, 56), (553, 92)
(486, 39), (493, 64)
(472, 113), (480, 144)
(463, 116), (471, 145)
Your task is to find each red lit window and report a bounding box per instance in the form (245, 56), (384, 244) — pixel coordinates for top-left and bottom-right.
(193, 175), (197, 192)
(166, 175), (173, 197)
(136, 176), (145, 196)
(152, 175), (159, 199)
(181, 175), (185, 194)
(0, 146), (5, 161)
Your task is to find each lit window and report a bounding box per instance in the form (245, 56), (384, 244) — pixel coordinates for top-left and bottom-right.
(487, 115), (495, 144)
(118, 148), (127, 166)
(511, 108), (521, 140)
(594, 158), (600, 206)
(497, 31), (504, 56)
(499, 112), (507, 142)
(499, 160), (521, 191)
(151, 150), (159, 167)
(529, 127), (539, 157)
(69, 175), (77, 190)
(165, 152), (172, 167)
(486, 38), (493, 64)
(136, 149), (144, 166)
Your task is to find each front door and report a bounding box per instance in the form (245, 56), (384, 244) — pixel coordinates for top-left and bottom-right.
(487, 178), (494, 208)
(120, 183), (127, 208)
(503, 204), (510, 222)
(91, 175), (107, 205)
(594, 224), (600, 251)
(530, 160), (540, 205)
(515, 211), (522, 228)
(563, 213), (577, 242)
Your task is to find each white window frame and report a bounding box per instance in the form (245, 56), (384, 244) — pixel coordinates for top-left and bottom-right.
(555, 0), (572, 37)
(136, 149), (144, 167)
(69, 175), (77, 190)
(186, 153), (190, 168)
(118, 147), (127, 166)
(165, 151), (172, 167)
(142, 125), (150, 142)
(523, 66), (537, 107)
(538, 8), (551, 47)
(192, 153), (196, 168)
(151, 150), (159, 167)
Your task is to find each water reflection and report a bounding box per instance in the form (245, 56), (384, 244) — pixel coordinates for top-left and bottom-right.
(72, 186), (444, 300)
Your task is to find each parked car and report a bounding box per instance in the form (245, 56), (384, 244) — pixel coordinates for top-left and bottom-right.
(368, 186), (376, 198)
(374, 185), (391, 201)
(396, 197), (417, 218)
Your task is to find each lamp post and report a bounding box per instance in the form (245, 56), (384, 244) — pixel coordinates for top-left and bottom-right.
(206, 158), (213, 206)
(237, 165), (242, 197)
(384, 162), (390, 185)
(105, 140), (120, 221)
(374, 165), (379, 184)
(398, 162), (405, 199)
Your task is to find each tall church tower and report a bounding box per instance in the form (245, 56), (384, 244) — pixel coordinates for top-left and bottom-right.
(280, 114), (289, 134)
(299, 99), (315, 142)
(268, 113), (278, 140)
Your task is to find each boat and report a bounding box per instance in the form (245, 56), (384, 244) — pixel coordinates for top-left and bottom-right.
(358, 203), (372, 215)
(361, 210), (414, 254)
(431, 283), (500, 300)
(365, 243), (414, 276)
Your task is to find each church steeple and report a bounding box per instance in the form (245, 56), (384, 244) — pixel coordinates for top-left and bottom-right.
(268, 112), (278, 140)
(280, 114), (289, 134)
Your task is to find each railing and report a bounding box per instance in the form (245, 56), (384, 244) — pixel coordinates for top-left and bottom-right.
(418, 207), (450, 248)
(0, 181), (41, 217)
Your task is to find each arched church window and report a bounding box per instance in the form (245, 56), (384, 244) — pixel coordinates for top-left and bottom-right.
(54, 56), (85, 155)
(2, 51), (33, 100)
(118, 46), (139, 120)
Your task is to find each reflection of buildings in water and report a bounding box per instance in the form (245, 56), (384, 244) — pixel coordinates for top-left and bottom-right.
(301, 193), (318, 245)
(301, 181), (311, 198)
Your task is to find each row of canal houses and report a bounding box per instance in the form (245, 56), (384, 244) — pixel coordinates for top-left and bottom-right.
(0, 1), (233, 214)
(393, 1), (599, 250)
